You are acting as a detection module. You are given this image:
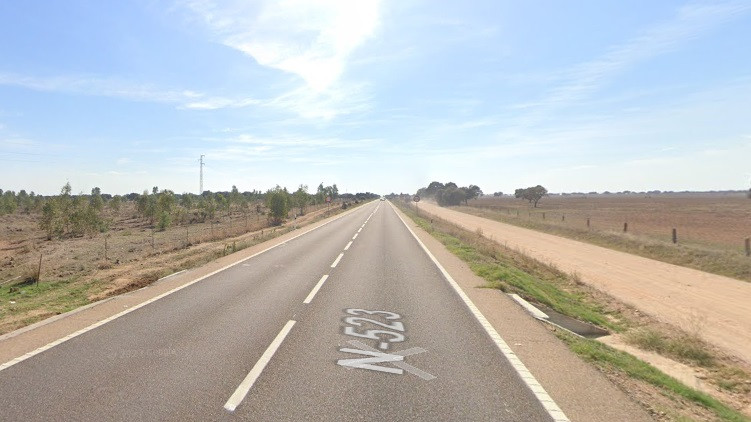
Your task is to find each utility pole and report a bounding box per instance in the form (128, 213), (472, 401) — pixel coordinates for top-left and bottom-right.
(199, 155), (205, 195)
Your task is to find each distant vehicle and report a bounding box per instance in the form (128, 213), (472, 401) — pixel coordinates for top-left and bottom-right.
(380, 197), (385, 201)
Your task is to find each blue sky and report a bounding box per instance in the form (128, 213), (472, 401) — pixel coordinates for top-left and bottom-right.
(1, 0), (750, 196)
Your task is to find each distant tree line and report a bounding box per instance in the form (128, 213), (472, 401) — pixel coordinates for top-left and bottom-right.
(416, 181), (483, 206)
(0, 181), (375, 238)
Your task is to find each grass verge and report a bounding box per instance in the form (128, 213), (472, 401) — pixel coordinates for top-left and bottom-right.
(559, 332), (749, 422)
(396, 202), (750, 421)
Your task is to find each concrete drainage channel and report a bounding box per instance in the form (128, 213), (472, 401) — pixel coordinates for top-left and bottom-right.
(508, 294), (609, 339)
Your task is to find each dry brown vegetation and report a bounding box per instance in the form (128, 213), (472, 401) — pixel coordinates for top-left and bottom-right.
(0, 200), (343, 335)
(460, 192), (751, 282)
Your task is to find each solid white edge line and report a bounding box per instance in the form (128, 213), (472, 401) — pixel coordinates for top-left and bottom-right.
(157, 269), (187, 282)
(303, 275), (329, 304)
(390, 204), (570, 422)
(224, 320), (297, 412)
(0, 203), (372, 374)
(344, 241), (353, 251)
(331, 253), (344, 268)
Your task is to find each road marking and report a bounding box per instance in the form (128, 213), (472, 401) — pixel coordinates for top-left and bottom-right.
(357, 228), (362, 233)
(157, 269), (187, 282)
(338, 340), (435, 380)
(303, 275), (329, 304)
(331, 253), (344, 268)
(391, 204), (570, 422)
(0, 203), (365, 374)
(344, 241), (353, 250)
(224, 320), (296, 412)
(352, 233), (358, 240)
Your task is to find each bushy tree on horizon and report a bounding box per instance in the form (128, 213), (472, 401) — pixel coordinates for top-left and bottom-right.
(515, 185), (548, 208)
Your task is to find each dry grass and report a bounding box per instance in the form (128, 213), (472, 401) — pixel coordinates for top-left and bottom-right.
(458, 193), (751, 282)
(471, 192), (751, 249)
(0, 201), (355, 334)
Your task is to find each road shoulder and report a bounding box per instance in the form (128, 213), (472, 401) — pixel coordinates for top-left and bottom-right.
(393, 204), (653, 422)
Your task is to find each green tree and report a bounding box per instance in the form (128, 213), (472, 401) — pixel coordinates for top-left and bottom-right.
(316, 183), (326, 204)
(436, 186), (465, 206)
(424, 181), (444, 197)
(59, 183), (73, 233)
(229, 185), (242, 217)
(69, 194), (106, 236)
(180, 193), (194, 210)
(515, 185), (548, 208)
(137, 190), (157, 223)
(292, 184), (309, 215)
(16, 190), (31, 213)
(199, 196), (217, 221)
(215, 193), (229, 217)
(90, 187), (104, 212)
(40, 200), (63, 239)
(266, 186), (290, 226)
(0, 190), (17, 215)
(156, 190), (176, 230)
(109, 195), (122, 212)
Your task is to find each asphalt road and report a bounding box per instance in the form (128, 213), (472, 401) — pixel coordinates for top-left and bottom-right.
(0, 201), (560, 421)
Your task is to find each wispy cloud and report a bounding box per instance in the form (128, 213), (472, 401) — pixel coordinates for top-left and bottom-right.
(181, 96), (260, 110)
(0, 72), (198, 104)
(520, 1), (751, 117)
(0, 72), (268, 112)
(184, 0), (381, 92)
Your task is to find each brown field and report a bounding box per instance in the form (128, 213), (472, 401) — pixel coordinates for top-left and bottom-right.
(0, 200), (341, 334)
(467, 192), (751, 253)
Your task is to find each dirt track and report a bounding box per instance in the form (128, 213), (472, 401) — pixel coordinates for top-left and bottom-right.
(418, 202), (751, 364)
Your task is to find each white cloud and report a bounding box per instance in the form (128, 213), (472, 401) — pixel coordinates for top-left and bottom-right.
(181, 96), (260, 110)
(0, 72), (268, 112)
(519, 1), (751, 117)
(0, 72), (195, 103)
(185, 0), (382, 92)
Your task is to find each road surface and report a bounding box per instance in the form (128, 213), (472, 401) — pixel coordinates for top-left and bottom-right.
(0, 202), (564, 421)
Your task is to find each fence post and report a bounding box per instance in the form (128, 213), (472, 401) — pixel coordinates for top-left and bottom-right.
(151, 230), (155, 250)
(672, 228), (677, 244)
(542, 212), (545, 220)
(186, 226), (189, 245)
(587, 217), (590, 228)
(561, 214), (565, 222)
(104, 236), (108, 261)
(36, 253), (42, 286)
(623, 222), (628, 233)
(746, 238), (750, 257)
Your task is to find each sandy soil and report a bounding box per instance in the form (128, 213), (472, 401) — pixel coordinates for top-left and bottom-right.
(418, 201), (751, 365)
(469, 192), (751, 250)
